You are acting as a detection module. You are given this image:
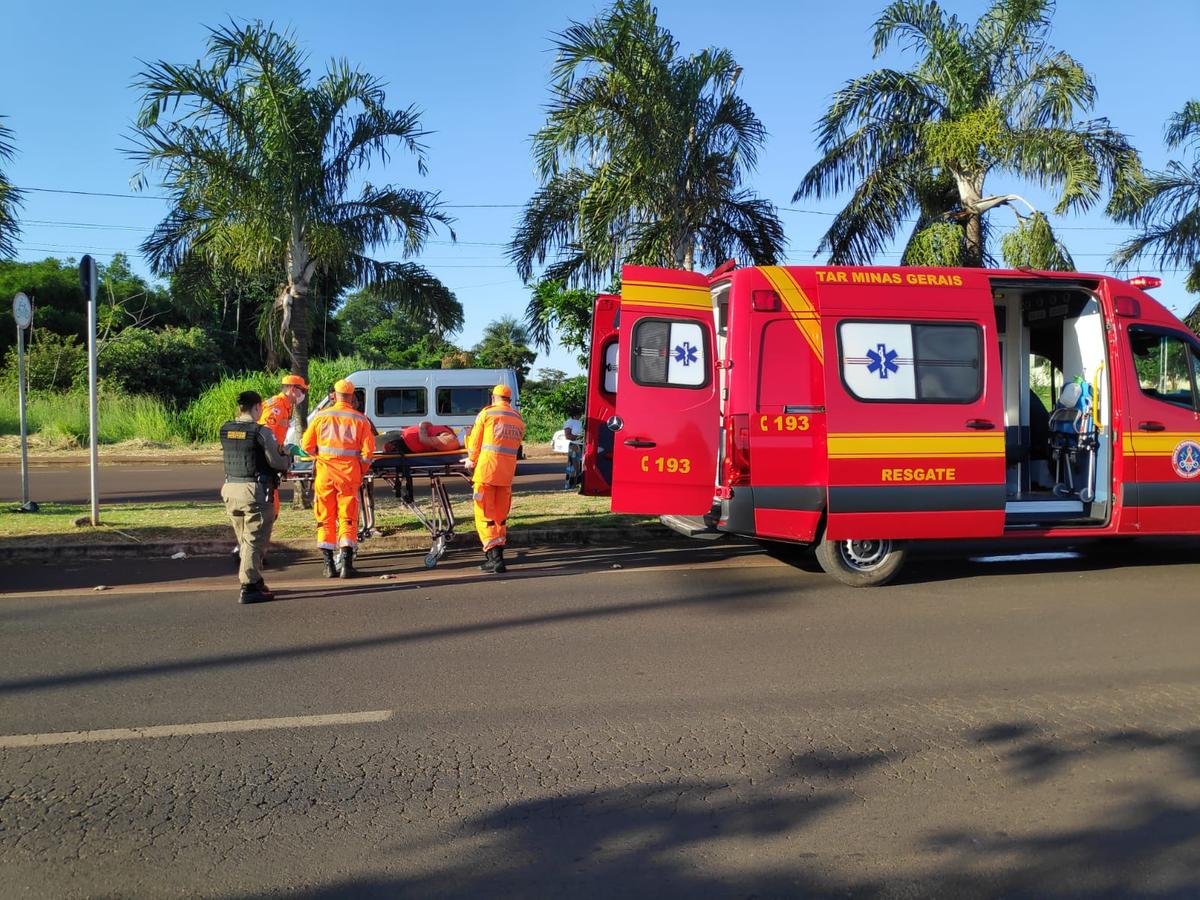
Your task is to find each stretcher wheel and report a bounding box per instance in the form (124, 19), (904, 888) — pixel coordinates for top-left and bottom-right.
(423, 553), (439, 569)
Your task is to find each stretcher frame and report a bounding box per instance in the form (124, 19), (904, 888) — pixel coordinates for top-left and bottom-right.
(287, 450), (470, 569)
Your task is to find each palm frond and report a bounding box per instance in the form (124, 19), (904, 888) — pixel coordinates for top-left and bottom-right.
(340, 256), (462, 333)
(1165, 99), (1200, 150)
(0, 116), (23, 258)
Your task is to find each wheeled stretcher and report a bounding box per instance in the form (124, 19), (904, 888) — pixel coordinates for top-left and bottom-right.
(287, 449), (470, 569)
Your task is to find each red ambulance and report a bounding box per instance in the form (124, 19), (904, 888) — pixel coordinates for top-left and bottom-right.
(582, 263), (1200, 586)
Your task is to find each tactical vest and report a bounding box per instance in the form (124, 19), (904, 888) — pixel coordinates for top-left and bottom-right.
(220, 420), (270, 479)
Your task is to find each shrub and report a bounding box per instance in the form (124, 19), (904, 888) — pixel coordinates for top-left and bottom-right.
(1, 328), (86, 391)
(98, 326), (223, 407)
(521, 375), (587, 442)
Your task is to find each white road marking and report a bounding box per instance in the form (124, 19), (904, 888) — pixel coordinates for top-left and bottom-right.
(0, 709), (394, 749)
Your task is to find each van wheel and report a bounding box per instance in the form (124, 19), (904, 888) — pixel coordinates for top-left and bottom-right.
(814, 536), (908, 587)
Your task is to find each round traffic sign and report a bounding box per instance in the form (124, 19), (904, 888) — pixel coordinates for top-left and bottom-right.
(12, 292), (32, 329)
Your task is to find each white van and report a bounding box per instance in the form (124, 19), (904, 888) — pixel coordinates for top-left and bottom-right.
(315, 368), (520, 445)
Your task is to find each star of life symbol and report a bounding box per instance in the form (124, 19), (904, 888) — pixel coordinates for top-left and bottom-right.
(1172, 440), (1200, 479)
(865, 343), (900, 379)
(673, 342), (699, 367)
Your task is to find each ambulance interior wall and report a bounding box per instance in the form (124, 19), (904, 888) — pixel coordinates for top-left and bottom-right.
(1062, 296), (1111, 505)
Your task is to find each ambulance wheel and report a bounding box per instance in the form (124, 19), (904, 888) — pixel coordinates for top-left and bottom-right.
(814, 536), (908, 587)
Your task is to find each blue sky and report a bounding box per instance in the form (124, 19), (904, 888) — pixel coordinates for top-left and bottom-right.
(4, 0), (1197, 375)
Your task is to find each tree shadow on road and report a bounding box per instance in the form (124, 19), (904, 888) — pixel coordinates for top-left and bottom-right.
(269, 723), (1200, 899)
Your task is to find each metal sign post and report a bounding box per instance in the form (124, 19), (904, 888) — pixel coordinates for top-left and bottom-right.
(12, 292), (35, 512)
(80, 255), (100, 525)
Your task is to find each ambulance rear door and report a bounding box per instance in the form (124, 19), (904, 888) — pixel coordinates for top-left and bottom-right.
(609, 265), (720, 514)
(582, 293), (620, 496)
(821, 268), (1007, 540)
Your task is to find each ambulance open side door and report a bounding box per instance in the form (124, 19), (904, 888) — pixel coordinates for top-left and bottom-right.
(608, 265), (720, 515)
(821, 273), (1008, 540)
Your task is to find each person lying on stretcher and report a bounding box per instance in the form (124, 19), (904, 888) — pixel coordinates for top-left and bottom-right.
(396, 421), (461, 452)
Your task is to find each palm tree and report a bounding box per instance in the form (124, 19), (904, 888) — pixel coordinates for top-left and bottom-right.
(796, 0), (1141, 268)
(473, 316), (538, 386)
(510, 0), (784, 286)
(0, 117), (22, 259)
(1112, 99), (1200, 293)
(129, 20), (461, 413)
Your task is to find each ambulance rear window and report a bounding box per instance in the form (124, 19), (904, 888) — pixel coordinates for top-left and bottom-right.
(631, 319), (710, 389)
(838, 321), (981, 403)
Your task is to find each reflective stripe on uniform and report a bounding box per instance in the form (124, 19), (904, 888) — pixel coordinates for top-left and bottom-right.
(482, 443), (519, 455)
(486, 409), (522, 420)
(318, 409), (365, 422)
(317, 445), (362, 458)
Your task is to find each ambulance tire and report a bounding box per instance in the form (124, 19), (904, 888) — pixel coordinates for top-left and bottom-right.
(814, 536), (908, 587)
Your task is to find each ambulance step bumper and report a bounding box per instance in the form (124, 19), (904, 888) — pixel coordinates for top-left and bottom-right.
(660, 514), (724, 541)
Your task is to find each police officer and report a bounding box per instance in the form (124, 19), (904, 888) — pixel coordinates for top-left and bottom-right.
(220, 390), (292, 604)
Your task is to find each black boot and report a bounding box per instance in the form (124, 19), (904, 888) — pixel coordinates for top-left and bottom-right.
(239, 582), (273, 604)
(338, 547), (357, 579)
(479, 548), (498, 572)
(251, 580), (276, 600)
(321, 549), (337, 579)
(493, 547), (507, 574)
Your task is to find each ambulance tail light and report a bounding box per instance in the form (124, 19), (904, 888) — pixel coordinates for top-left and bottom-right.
(724, 413), (752, 487)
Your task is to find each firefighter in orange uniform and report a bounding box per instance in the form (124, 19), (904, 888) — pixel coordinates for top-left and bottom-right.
(465, 384), (525, 573)
(257, 374), (309, 515)
(301, 379), (375, 579)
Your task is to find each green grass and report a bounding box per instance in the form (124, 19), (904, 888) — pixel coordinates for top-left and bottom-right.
(0, 354), (381, 447)
(180, 374), (279, 443)
(0, 391), (190, 448)
(0, 490), (652, 546)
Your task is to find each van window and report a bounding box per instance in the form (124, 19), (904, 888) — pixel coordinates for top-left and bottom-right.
(630, 318), (710, 388)
(603, 341), (619, 394)
(375, 387), (427, 418)
(1129, 327), (1198, 410)
(436, 386), (492, 416)
(839, 321), (981, 403)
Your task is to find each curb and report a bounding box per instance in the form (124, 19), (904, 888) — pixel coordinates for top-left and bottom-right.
(0, 525), (683, 563)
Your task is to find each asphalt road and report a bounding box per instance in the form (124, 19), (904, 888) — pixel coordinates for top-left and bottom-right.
(2, 539), (1198, 897)
(0, 457), (568, 505)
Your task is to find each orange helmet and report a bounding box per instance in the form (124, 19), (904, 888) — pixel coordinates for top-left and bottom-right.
(282, 374), (308, 391)
(334, 379), (356, 395)
(492, 384), (513, 400)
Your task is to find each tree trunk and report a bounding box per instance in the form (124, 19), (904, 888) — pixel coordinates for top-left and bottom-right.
(964, 213), (984, 268)
(284, 226), (316, 510)
(952, 171), (987, 267)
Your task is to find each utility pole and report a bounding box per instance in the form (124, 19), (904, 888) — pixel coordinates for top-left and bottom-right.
(80, 255), (100, 525)
(11, 292), (35, 512)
